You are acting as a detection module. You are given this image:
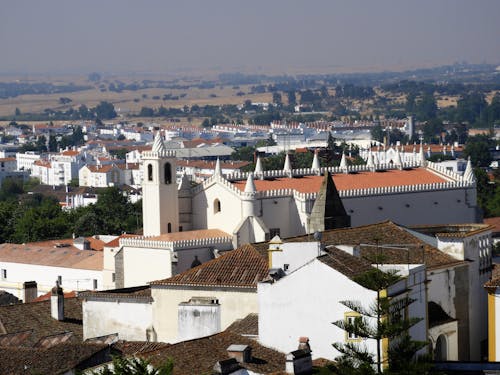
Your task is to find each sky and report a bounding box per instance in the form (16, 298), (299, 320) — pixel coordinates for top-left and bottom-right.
(1, 0), (499, 76)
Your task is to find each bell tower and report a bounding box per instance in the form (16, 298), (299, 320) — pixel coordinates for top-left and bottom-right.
(142, 132), (179, 236)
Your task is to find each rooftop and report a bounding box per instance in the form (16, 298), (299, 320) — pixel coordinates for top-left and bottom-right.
(232, 168), (447, 194)
(148, 228), (231, 242)
(139, 330), (285, 375)
(0, 297), (83, 347)
(150, 243), (268, 288)
(288, 221), (464, 270)
(0, 240), (103, 270)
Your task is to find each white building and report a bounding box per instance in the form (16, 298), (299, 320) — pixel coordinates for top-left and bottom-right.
(16, 151), (41, 172)
(0, 237), (111, 300)
(140, 133), (479, 248)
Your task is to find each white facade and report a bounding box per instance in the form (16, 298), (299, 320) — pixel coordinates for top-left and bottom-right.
(151, 286), (258, 344)
(258, 257), (427, 361)
(0, 262), (104, 300)
(82, 297), (153, 341)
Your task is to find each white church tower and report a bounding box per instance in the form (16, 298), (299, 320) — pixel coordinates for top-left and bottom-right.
(142, 132), (179, 236)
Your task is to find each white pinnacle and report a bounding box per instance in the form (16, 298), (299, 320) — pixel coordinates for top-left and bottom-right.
(213, 157), (222, 177)
(283, 153), (292, 172)
(244, 172), (257, 193)
(152, 132), (167, 155)
(254, 156), (263, 174)
(463, 156), (475, 183)
(311, 151), (320, 170)
(340, 152), (348, 172)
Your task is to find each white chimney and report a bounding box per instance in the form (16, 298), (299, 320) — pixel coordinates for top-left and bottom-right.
(50, 281), (64, 321)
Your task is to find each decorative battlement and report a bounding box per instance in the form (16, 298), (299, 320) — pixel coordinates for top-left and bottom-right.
(120, 235), (233, 250)
(191, 160), (474, 201)
(141, 150), (176, 159)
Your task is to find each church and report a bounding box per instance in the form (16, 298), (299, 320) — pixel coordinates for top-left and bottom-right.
(142, 132), (479, 244)
(115, 133), (480, 287)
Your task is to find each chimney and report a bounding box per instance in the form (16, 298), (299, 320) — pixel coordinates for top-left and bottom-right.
(23, 281), (38, 303)
(50, 281), (64, 321)
(286, 337), (313, 374)
(226, 344), (252, 363)
(213, 358), (241, 375)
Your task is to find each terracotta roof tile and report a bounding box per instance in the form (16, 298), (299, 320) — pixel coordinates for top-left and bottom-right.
(33, 291), (77, 302)
(409, 223), (492, 238)
(139, 330), (285, 375)
(148, 229), (231, 242)
(232, 168), (447, 193)
(79, 285), (152, 301)
(288, 221), (463, 270)
(318, 247), (375, 281)
(0, 297), (83, 346)
(484, 217), (500, 235)
(150, 244), (268, 288)
(226, 313), (259, 336)
(61, 150), (79, 156)
(0, 343), (108, 375)
(105, 234), (138, 248)
(0, 241), (103, 270)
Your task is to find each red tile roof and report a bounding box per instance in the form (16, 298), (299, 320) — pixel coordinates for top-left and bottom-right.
(104, 234), (138, 248)
(33, 291), (77, 302)
(150, 244), (268, 288)
(0, 240), (103, 270)
(139, 330), (285, 375)
(148, 229), (230, 242)
(484, 217), (500, 235)
(232, 168), (447, 193)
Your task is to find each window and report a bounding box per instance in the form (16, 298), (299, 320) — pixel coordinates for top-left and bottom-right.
(57, 275), (62, 285)
(1, 269), (6, 279)
(93, 279), (98, 290)
(164, 162), (172, 184)
(283, 264), (289, 271)
(112, 273), (116, 282)
(345, 313), (361, 341)
(167, 223), (172, 233)
(214, 198), (221, 214)
(147, 164), (153, 181)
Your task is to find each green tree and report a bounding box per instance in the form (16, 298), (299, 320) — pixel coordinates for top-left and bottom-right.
(370, 124), (384, 143)
(464, 134), (494, 167)
(94, 101), (117, 119)
(48, 134), (58, 152)
(332, 268), (430, 375)
(95, 355), (173, 375)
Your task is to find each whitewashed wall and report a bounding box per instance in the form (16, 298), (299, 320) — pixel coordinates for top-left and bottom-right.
(258, 259), (378, 360)
(83, 299), (152, 341)
(151, 286), (258, 343)
(121, 246), (173, 288)
(0, 262), (103, 300)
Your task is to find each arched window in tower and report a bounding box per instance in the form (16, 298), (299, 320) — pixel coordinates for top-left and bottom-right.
(167, 223), (172, 233)
(164, 162), (172, 185)
(147, 164), (153, 181)
(214, 198), (221, 214)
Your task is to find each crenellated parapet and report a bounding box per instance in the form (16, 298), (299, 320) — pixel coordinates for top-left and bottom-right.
(141, 150), (176, 159)
(120, 235), (233, 250)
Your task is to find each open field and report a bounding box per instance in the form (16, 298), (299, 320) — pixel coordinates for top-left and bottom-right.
(0, 75), (272, 118)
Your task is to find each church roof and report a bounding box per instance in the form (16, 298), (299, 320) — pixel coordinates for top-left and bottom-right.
(231, 168), (447, 194)
(150, 244), (268, 289)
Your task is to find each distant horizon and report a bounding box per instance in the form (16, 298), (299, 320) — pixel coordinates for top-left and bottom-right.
(0, 60), (499, 80)
(1, 1), (499, 78)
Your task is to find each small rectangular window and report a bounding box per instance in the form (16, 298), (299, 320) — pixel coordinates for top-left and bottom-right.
(112, 273), (116, 282)
(283, 264), (289, 271)
(1, 269), (6, 279)
(93, 279), (98, 290)
(346, 316), (359, 339)
(57, 275), (62, 285)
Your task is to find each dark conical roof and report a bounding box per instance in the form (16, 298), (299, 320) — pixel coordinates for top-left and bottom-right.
(309, 172), (350, 233)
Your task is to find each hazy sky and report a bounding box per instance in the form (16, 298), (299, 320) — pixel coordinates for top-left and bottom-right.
(1, 0), (499, 76)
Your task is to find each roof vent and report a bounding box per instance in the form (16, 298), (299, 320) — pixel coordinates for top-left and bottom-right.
(227, 344), (252, 363)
